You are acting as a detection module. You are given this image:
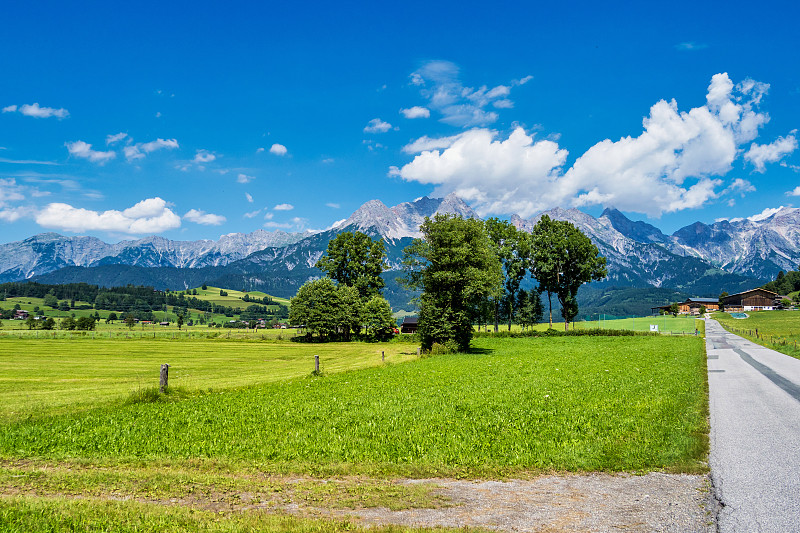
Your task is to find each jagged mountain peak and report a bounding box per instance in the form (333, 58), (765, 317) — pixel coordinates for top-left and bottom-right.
(599, 207), (668, 244)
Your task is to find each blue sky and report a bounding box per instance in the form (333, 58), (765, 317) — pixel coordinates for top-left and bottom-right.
(1, 0), (798, 243)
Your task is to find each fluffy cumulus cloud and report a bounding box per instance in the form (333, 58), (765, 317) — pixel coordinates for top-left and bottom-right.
(65, 141), (116, 164)
(193, 149), (216, 163)
(273, 203), (294, 211)
(124, 138), (179, 161)
(35, 197), (181, 234)
(183, 209), (226, 225)
(407, 61), (530, 127)
(237, 173), (255, 184)
(400, 106), (430, 119)
(744, 134), (798, 172)
(395, 73), (792, 217)
(395, 128), (567, 217)
(269, 143), (288, 156)
(3, 102), (69, 119)
(363, 118), (392, 133)
(787, 186), (800, 197)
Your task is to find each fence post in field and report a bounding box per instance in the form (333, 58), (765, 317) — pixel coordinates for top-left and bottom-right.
(417, 347), (420, 356)
(382, 351), (385, 362)
(314, 354), (320, 374)
(159, 364), (170, 393)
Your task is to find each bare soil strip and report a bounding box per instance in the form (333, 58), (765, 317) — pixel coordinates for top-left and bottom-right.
(1, 462), (713, 532)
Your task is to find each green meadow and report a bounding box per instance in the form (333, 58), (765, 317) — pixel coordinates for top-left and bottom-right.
(714, 310), (800, 358)
(0, 329), (709, 531)
(0, 336), (708, 475)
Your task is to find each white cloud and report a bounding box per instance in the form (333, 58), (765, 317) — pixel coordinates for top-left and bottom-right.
(65, 141), (116, 164)
(786, 186), (800, 196)
(256, 147), (265, 153)
(748, 206), (784, 222)
(264, 221), (293, 229)
(402, 133), (464, 154)
(400, 106), (430, 119)
(326, 202), (340, 209)
(0, 178), (33, 222)
(269, 143), (288, 156)
(124, 138), (179, 161)
(263, 212), (274, 220)
(364, 118), (392, 133)
(106, 132), (128, 145)
(322, 158), (335, 164)
(245, 192), (253, 203)
(244, 209), (261, 218)
(3, 103), (69, 119)
(193, 149), (216, 163)
(0, 178), (26, 207)
(676, 42), (709, 51)
(0, 206), (28, 222)
(409, 61), (525, 127)
(724, 178), (756, 196)
(744, 135), (798, 172)
(183, 209), (226, 225)
(274, 203), (294, 211)
(395, 73), (778, 217)
(237, 173), (255, 184)
(35, 197), (181, 234)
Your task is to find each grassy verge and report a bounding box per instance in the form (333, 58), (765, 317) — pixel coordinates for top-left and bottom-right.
(713, 311), (800, 358)
(0, 459), (448, 511)
(0, 495), (471, 533)
(0, 336), (708, 477)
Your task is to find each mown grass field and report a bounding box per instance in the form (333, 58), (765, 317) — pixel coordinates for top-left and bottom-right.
(0, 338), (417, 422)
(714, 310), (800, 358)
(192, 286), (291, 307)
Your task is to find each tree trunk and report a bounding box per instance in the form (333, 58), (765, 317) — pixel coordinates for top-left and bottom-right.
(508, 299), (513, 331)
(548, 292), (553, 329)
(494, 299), (499, 333)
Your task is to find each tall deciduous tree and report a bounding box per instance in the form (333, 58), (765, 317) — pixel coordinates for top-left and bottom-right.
(530, 215), (607, 330)
(289, 278), (363, 340)
(485, 218), (531, 331)
(403, 215), (502, 352)
(316, 231), (387, 300)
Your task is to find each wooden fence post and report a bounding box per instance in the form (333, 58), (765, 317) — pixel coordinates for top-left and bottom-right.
(159, 364), (169, 393)
(314, 355), (320, 374)
(382, 351), (385, 362)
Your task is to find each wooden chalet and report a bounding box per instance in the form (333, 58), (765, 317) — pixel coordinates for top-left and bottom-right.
(721, 288), (779, 312)
(652, 297), (719, 315)
(400, 317), (418, 334)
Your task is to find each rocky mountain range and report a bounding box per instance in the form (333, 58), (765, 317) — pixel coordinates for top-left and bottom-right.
(3, 194), (798, 308)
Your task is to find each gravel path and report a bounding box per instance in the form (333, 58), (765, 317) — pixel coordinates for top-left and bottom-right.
(332, 473), (714, 532)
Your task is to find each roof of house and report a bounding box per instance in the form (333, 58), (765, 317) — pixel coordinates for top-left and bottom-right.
(686, 298), (719, 304)
(401, 317), (418, 325)
(722, 287), (778, 299)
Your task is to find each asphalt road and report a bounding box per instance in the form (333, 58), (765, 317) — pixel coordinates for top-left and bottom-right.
(706, 318), (800, 532)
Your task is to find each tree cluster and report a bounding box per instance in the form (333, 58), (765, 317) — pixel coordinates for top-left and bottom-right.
(763, 269), (800, 298)
(403, 214), (606, 352)
(289, 232), (395, 341)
